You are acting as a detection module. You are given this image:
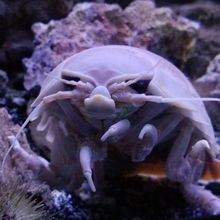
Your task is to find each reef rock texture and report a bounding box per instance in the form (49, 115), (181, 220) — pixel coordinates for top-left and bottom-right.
(0, 108), (52, 210)
(23, 0), (198, 90)
(172, 0), (220, 78)
(194, 54), (220, 131)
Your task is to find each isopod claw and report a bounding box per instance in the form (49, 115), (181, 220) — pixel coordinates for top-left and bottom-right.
(7, 136), (54, 177)
(84, 170), (96, 192)
(132, 124), (158, 162)
(79, 145), (96, 192)
(101, 119), (130, 143)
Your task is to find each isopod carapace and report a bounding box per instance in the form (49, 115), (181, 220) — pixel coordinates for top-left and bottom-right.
(7, 45), (220, 213)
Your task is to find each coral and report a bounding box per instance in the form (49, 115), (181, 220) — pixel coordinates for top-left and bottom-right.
(23, 0), (198, 90)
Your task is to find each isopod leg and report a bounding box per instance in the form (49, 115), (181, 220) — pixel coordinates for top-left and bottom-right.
(166, 119), (211, 185)
(101, 119), (131, 143)
(178, 140), (220, 215)
(165, 122), (194, 182)
(182, 183), (220, 215)
(79, 145), (96, 192)
(131, 124), (158, 162)
(8, 136), (56, 181)
(183, 140), (209, 182)
(43, 91), (77, 104)
(132, 113), (183, 162)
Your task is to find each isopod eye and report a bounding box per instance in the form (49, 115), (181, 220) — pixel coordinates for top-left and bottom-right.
(61, 73), (80, 90)
(61, 75), (80, 82)
(130, 80), (150, 94)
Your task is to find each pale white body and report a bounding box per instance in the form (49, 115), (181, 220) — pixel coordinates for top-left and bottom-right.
(9, 46), (220, 214)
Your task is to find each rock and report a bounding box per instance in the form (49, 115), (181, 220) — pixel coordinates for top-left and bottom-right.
(0, 0), (76, 69)
(50, 190), (89, 220)
(0, 67), (31, 125)
(0, 108), (50, 218)
(155, 0), (198, 6)
(172, 0), (220, 78)
(0, 108), (51, 204)
(194, 54), (220, 131)
(104, 0), (132, 8)
(0, 0), (75, 30)
(2, 30), (34, 70)
(0, 70), (8, 96)
(0, 67), (39, 125)
(23, 0), (198, 90)
(195, 53), (220, 96)
(124, 1), (199, 67)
